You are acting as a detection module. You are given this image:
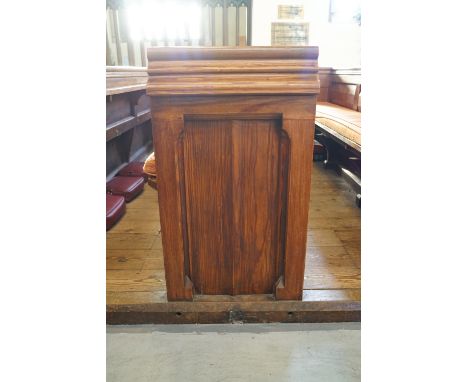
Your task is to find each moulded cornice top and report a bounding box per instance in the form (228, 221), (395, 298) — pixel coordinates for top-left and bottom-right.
(146, 46), (320, 96)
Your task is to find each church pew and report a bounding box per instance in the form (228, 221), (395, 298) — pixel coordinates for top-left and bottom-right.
(315, 68), (361, 206)
(106, 66), (153, 180)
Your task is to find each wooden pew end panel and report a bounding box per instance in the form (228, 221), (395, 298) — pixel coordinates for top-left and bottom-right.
(147, 47), (319, 301)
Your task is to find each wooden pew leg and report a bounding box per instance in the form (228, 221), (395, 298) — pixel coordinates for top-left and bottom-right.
(315, 132), (361, 208)
(317, 134), (341, 173)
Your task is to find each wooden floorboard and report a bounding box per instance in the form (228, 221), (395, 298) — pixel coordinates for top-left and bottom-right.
(106, 162), (361, 323)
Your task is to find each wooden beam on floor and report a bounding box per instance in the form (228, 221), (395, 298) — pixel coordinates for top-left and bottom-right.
(107, 299), (360, 325)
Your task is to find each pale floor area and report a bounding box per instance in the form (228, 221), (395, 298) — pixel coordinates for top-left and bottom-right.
(107, 323), (360, 382)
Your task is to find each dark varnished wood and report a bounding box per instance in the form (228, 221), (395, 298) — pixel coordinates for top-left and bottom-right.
(107, 300), (360, 324)
(148, 47), (319, 301)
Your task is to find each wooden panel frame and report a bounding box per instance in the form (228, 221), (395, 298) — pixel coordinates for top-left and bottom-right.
(148, 47), (319, 301)
(152, 96), (316, 301)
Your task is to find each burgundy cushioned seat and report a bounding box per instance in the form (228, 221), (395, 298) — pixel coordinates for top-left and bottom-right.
(106, 176), (144, 202)
(117, 161), (148, 181)
(106, 194), (126, 230)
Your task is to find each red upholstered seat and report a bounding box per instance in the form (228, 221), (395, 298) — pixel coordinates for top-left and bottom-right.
(106, 176), (144, 202)
(106, 194), (126, 230)
(117, 162), (148, 181)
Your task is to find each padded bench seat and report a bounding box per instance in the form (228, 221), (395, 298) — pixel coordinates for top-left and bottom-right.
(106, 194), (126, 230)
(106, 176), (145, 202)
(316, 102), (361, 151)
(117, 161), (148, 181)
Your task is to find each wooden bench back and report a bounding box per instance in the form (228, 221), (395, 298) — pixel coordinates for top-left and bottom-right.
(318, 67), (332, 102)
(319, 68), (361, 111)
(106, 66), (152, 180)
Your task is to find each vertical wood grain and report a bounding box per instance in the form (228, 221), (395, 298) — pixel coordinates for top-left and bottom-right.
(179, 117), (285, 296)
(183, 120), (233, 294)
(276, 117), (316, 300)
(152, 106), (193, 301)
(231, 119), (281, 294)
(275, 131), (290, 283)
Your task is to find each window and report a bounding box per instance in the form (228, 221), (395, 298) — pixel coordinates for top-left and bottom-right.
(329, 0), (361, 25)
(106, 0), (252, 66)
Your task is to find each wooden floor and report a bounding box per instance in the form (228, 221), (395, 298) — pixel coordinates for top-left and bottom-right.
(107, 162), (361, 324)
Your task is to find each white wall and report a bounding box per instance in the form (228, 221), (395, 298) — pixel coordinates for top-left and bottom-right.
(252, 0), (361, 68)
